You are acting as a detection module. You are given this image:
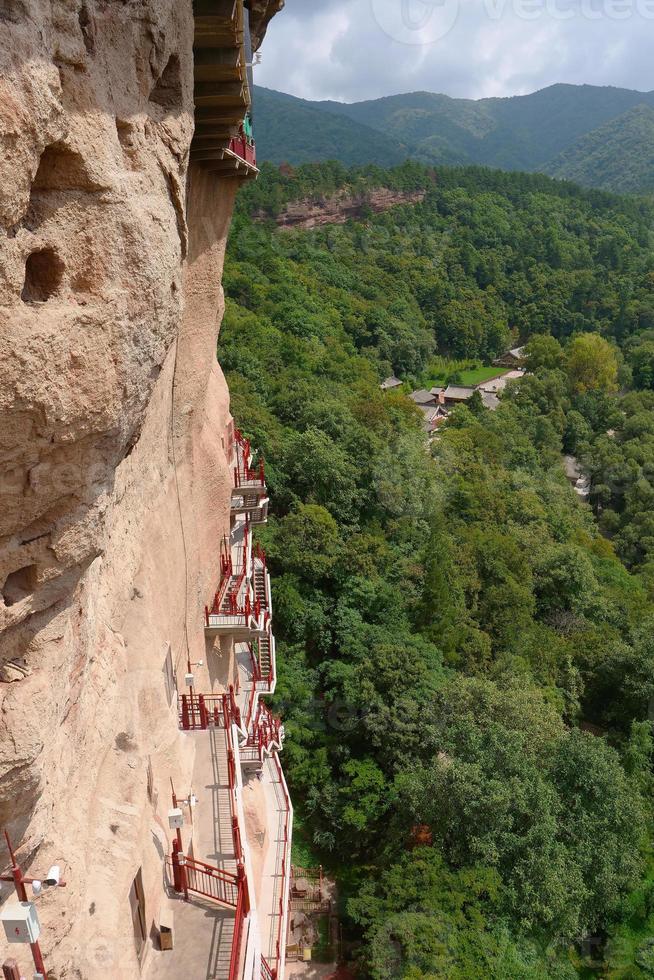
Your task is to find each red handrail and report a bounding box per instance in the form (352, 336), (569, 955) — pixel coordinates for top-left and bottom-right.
(182, 857), (240, 907)
(229, 876), (247, 980)
(222, 687), (252, 979)
(179, 694), (226, 731)
(261, 954), (276, 979)
(234, 429), (266, 490)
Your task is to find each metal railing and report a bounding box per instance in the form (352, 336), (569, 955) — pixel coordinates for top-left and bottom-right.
(261, 954), (276, 980)
(184, 857), (240, 907)
(178, 693), (225, 731)
(229, 134), (257, 167)
(234, 428), (266, 490)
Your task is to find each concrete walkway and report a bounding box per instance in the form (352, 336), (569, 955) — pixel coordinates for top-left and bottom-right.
(146, 729), (237, 980)
(258, 754), (290, 966)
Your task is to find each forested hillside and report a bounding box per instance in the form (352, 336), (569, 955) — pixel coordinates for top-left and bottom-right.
(252, 86), (407, 167)
(550, 106), (654, 195)
(254, 83), (654, 193)
(220, 162), (654, 977)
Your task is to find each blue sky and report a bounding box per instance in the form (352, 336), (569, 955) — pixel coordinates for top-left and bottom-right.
(255, 0), (653, 102)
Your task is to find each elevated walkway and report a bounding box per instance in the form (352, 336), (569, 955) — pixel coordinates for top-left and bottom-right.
(192, 0), (259, 178)
(166, 422), (289, 978)
(147, 730), (237, 980)
(258, 755), (292, 966)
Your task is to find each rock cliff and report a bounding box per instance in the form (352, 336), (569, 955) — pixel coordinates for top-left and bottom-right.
(0, 2), (279, 976)
(264, 187), (428, 229)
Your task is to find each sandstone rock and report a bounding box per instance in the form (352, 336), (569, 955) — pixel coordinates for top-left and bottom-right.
(0, 1), (273, 975)
(260, 187), (428, 230)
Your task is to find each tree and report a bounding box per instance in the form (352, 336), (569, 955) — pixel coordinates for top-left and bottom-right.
(267, 504), (342, 583)
(630, 340), (654, 390)
(525, 335), (565, 372)
(566, 333), (618, 396)
(533, 545), (601, 620)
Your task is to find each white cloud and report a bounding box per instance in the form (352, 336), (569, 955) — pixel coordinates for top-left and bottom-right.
(255, 0), (653, 101)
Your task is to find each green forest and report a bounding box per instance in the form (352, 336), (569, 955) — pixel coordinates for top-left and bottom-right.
(219, 161), (654, 977)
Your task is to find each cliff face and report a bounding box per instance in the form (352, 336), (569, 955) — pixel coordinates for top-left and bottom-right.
(265, 187), (427, 229)
(248, 0), (285, 50)
(0, 3), (263, 976)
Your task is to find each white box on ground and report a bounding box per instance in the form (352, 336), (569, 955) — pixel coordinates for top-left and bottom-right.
(1, 900), (41, 943)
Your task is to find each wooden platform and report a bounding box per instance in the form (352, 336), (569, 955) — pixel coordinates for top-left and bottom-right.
(192, 0), (258, 178)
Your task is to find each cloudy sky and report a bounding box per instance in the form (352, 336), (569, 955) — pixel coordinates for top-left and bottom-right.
(256, 0), (653, 102)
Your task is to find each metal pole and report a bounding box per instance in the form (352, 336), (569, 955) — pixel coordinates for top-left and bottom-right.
(2, 960), (21, 980)
(3, 832), (48, 980)
(170, 783), (183, 853)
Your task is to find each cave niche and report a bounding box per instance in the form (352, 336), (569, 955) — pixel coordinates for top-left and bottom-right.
(21, 248), (64, 303)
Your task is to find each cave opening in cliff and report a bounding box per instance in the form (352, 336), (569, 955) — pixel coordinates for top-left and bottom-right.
(78, 1), (93, 52)
(21, 248), (64, 303)
(149, 54), (183, 112)
(33, 142), (92, 192)
(2, 564), (37, 607)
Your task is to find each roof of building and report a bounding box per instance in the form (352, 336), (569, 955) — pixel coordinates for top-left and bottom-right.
(380, 375), (403, 391)
(422, 406), (449, 432)
(423, 406), (447, 421)
(443, 385), (476, 400)
(410, 389), (437, 405)
(481, 391), (500, 411)
(429, 386), (445, 396)
(493, 346), (527, 366)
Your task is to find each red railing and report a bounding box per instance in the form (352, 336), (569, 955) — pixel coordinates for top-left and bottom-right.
(261, 954), (276, 979)
(234, 429), (266, 489)
(223, 686), (251, 979)
(227, 563), (248, 615)
(206, 524), (251, 625)
(229, 134), (257, 167)
(184, 857), (240, 907)
(230, 868), (249, 980)
(244, 641), (274, 727)
(169, 851), (249, 980)
(245, 702), (282, 763)
(179, 693), (226, 731)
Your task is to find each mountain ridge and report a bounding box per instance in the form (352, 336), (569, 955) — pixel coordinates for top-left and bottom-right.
(253, 83), (654, 192)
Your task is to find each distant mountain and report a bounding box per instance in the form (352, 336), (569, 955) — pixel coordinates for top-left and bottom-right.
(253, 83), (654, 192)
(548, 105), (654, 194)
(252, 87), (407, 168)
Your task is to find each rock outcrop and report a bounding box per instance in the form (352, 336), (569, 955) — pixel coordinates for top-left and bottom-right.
(248, 0), (285, 50)
(263, 187), (428, 230)
(0, 2), (274, 976)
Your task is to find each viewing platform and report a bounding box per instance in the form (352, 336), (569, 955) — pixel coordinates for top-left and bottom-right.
(233, 428), (267, 493)
(206, 512), (273, 639)
(232, 489), (269, 525)
(231, 427), (269, 524)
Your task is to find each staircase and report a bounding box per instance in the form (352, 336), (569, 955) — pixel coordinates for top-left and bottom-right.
(257, 633), (272, 684)
(253, 558), (267, 611)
